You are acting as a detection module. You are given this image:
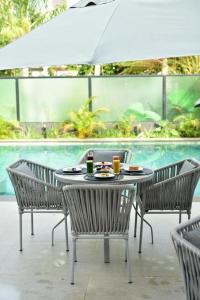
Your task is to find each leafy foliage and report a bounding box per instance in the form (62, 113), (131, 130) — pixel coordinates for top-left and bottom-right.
(174, 113), (200, 137)
(0, 118), (21, 138)
(114, 116), (134, 136)
(169, 56), (200, 74)
(15, 126), (42, 139)
(124, 103), (161, 122)
(67, 97), (109, 138)
(143, 121), (180, 138)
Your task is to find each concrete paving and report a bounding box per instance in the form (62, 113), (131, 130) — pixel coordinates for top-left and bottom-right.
(0, 198), (199, 300)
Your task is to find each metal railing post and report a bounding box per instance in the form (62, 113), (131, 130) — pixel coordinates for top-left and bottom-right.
(88, 76), (92, 112)
(162, 75), (167, 120)
(15, 78), (20, 121)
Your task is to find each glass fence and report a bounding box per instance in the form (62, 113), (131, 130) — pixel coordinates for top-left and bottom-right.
(0, 79), (16, 120)
(92, 77), (163, 122)
(19, 78), (88, 122)
(166, 76), (200, 121)
(0, 75), (199, 122)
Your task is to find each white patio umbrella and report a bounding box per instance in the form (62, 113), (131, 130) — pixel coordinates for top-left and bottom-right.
(0, 0), (200, 70)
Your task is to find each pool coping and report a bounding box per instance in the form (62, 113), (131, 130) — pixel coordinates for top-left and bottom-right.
(0, 138), (200, 144)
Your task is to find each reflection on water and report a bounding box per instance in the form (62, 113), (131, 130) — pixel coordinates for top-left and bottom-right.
(0, 143), (200, 195)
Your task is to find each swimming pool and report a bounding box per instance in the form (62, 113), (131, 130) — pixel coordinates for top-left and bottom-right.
(0, 142), (200, 195)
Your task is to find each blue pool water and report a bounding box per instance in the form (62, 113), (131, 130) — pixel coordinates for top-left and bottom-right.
(0, 142), (200, 195)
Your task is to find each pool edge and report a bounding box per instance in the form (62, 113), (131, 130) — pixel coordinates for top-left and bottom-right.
(0, 137), (200, 145)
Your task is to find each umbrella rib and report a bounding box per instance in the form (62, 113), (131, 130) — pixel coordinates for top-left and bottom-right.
(89, 0), (120, 64)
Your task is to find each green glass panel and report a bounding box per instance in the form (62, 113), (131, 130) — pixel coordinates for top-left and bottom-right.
(166, 76), (200, 120)
(91, 77), (163, 122)
(0, 80), (16, 120)
(19, 78), (88, 122)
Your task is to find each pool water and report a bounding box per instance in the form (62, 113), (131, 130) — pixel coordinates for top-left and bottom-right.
(0, 142), (200, 195)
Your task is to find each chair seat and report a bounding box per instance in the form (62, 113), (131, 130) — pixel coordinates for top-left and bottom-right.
(184, 228), (200, 249)
(21, 191), (63, 210)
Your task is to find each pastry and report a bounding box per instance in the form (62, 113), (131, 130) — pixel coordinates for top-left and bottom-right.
(129, 165), (140, 171)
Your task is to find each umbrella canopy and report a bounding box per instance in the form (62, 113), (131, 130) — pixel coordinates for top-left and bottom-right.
(0, 0), (200, 70)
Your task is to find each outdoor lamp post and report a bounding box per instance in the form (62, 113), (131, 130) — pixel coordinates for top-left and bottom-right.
(194, 99), (200, 108)
(42, 123), (47, 138)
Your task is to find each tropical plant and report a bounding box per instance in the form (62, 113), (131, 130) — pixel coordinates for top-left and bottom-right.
(0, 118), (21, 139)
(169, 56), (200, 74)
(67, 97), (109, 138)
(15, 126), (42, 139)
(124, 102), (161, 122)
(46, 124), (73, 138)
(174, 113), (200, 137)
(143, 120), (180, 138)
(167, 88), (199, 120)
(94, 127), (136, 138)
(114, 116), (134, 136)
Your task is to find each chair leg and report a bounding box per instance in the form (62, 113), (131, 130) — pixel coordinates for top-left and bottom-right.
(64, 215), (69, 252)
(188, 212), (191, 220)
(138, 214), (144, 254)
(134, 202), (138, 238)
(51, 217), (65, 247)
(31, 210), (34, 236)
(125, 239), (128, 262)
(19, 212), (23, 252)
(143, 218), (154, 244)
(74, 249), (77, 262)
(104, 235), (110, 263)
(179, 210), (182, 224)
(71, 238), (76, 285)
(125, 239), (132, 284)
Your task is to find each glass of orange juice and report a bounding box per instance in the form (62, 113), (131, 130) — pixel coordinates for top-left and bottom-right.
(112, 156), (120, 174)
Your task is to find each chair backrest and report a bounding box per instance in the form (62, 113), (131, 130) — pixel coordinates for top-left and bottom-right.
(142, 159), (200, 211)
(171, 216), (200, 300)
(62, 184), (135, 236)
(6, 159), (62, 210)
(78, 149), (132, 164)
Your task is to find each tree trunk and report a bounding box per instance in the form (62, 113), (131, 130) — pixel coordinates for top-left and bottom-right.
(161, 58), (169, 75)
(94, 64), (101, 76)
(21, 68), (29, 76)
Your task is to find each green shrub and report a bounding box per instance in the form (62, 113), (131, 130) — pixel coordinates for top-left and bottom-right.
(0, 118), (21, 139)
(143, 121), (180, 138)
(67, 97), (109, 138)
(174, 114), (200, 137)
(16, 127), (42, 139)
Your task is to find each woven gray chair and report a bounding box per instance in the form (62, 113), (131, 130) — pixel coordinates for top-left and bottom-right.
(62, 184), (135, 285)
(134, 159), (200, 253)
(171, 216), (200, 300)
(78, 149), (132, 164)
(7, 159), (69, 252)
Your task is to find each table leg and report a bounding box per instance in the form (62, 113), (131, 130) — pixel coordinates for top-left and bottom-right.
(104, 235), (110, 263)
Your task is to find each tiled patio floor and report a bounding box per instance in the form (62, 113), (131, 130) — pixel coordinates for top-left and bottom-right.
(0, 197), (199, 300)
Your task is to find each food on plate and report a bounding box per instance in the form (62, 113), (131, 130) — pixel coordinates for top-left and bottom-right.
(100, 173), (109, 177)
(94, 161), (112, 166)
(129, 165), (141, 171)
(98, 166), (111, 172)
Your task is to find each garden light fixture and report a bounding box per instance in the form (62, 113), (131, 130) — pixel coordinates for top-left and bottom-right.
(194, 99), (200, 108)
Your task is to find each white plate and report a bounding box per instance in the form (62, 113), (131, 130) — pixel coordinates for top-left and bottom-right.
(124, 166), (143, 172)
(94, 161), (112, 167)
(94, 173), (115, 179)
(62, 167), (82, 173)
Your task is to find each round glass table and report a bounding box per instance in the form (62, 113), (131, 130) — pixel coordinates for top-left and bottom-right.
(55, 164), (154, 263)
(55, 164), (154, 185)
